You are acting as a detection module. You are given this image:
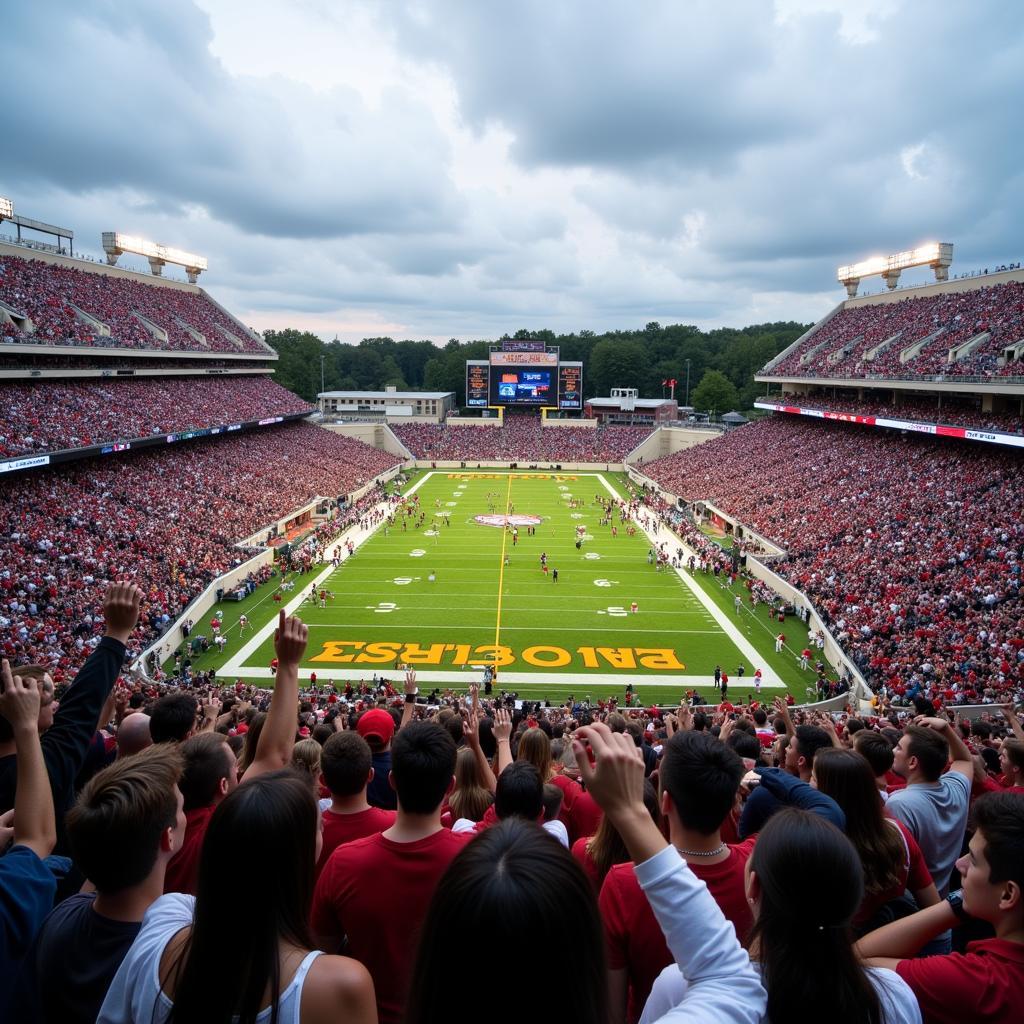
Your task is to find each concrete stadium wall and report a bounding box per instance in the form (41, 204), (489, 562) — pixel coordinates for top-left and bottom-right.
(322, 422), (411, 458)
(134, 548), (275, 672)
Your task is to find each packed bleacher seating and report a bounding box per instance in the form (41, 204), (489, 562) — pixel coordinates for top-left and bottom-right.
(0, 253), (270, 354)
(392, 414), (653, 461)
(768, 280), (1024, 379)
(768, 393), (1024, 434)
(0, 376), (313, 456)
(0, 421), (400, 677)
(645, 416), (1024, 707)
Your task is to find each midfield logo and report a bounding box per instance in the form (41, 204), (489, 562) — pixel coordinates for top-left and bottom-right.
(474, 514), (542, 528)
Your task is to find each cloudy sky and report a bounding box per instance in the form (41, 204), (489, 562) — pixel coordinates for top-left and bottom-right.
(3, 1), (1022, 342)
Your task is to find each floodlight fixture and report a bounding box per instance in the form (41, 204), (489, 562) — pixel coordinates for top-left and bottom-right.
(837, 242), (952, 297)
(102, 231), (208, 282)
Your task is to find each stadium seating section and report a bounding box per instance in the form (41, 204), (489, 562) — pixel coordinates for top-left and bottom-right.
(766, 393), (1023, 433)
(0, 421), (401, 676)
(391, 415), (653, 461)
(644, 416), (1024, 704)
(767, 280), (1024, 379)
(0, 376), (312, 456)
(0, 253), (269, 353)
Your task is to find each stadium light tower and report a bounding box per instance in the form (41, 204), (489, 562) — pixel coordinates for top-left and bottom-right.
(0, 196), (13, 221)
(837, 242), (953, 298)
(685, 359), (691, 407)
(102, 232), (208, 283)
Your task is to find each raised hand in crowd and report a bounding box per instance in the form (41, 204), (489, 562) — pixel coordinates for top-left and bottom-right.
(242, 611), (307, 782)
(101, 582), (144, 644)
(0, 660), (54, 859)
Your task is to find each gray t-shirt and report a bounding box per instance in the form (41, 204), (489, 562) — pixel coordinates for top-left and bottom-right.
(886, 770), (970, 896)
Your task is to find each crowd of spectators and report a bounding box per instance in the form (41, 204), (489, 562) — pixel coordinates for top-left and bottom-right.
(2, 596), (1022, 1023)
(644, 416), (1024, 708)
(769, 393), (1023, 434)
(0, 375), (312, 457)
(768, 280), (1024, 380)
(392, 414), (653, 461)
(0, 254), (269, 354)
(0, 421), (400, 677)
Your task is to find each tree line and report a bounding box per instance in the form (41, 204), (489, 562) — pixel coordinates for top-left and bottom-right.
(264, 320), (809, 413)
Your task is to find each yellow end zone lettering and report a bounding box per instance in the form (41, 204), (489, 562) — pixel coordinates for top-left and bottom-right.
(309, 642), (684, 671)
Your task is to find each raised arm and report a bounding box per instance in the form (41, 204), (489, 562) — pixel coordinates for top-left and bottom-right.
(1000, 705), (1024, 743)
(773, 696), (795, 740)
(0, 662), (55, 858)
(462, 689), (497, 793)
(399, 668), (418, 730)
(242, 612), (307, 782)
(493, 708), (513, 777)
(574, 723), (766, 1024)
(38, 582), (141, 806)
(914, 716), (972, 780)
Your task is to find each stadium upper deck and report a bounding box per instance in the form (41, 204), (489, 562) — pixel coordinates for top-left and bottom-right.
(0, 245), (272, 356)
(758, 268), (1024, 388)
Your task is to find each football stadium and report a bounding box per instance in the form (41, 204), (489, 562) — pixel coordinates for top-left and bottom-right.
(2, 5), (1023, 1024)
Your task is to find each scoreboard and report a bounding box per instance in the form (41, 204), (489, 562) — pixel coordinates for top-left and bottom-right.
(465, 345), (583, 410)
(558, 362), (582, 410)
(466, 361), (489, 407)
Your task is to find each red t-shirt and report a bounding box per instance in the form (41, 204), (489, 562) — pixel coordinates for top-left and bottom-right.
(163, 805), (216, 896)
(855, 818), (932, 926)
(311, 828), (471, 1024)
(569, 789), (602, 842)
(599, 838), (756, 1024)
(316, 805), (396, 877)
(895, 938), (1024, 1024)
(570, 836), (601, 889)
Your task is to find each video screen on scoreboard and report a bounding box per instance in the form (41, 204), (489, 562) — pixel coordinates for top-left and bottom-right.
(490, 368), (553, 405)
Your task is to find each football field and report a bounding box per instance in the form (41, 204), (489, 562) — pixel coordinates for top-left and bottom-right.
(211, 470), (814, 704)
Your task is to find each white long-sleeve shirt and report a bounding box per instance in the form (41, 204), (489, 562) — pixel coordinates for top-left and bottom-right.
(632, 844), (767, 1024)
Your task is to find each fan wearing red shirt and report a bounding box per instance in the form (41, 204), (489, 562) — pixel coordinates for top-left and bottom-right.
(859, 792), (1024, 1024)
(311, 721), (469, 1024)
(164, 732), (237, 895)
(316, 730), (395, 877)
(599, 727), (754, 1024)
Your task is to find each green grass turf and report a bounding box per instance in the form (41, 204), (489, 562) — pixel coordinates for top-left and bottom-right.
(180, 470), (820, 706)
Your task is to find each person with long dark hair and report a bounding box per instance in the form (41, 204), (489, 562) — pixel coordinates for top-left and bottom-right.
(97, 613), (377, 1024)
(641, 809), (921, 1024)
(97, 771), (375, 1024)
(407, 722), (767, 1024)
(813, 748), (938, 932)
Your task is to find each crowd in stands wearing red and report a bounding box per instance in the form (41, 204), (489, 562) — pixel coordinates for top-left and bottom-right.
(769, 393), (1023, 434)
(645, 416), (1024, 706)
(392, 415), (653, 461)
(0, 254), (269, 354)
(0, 376), (312, 457)
(769, 281), (1024, 379)
(0, 422), (400, 677)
